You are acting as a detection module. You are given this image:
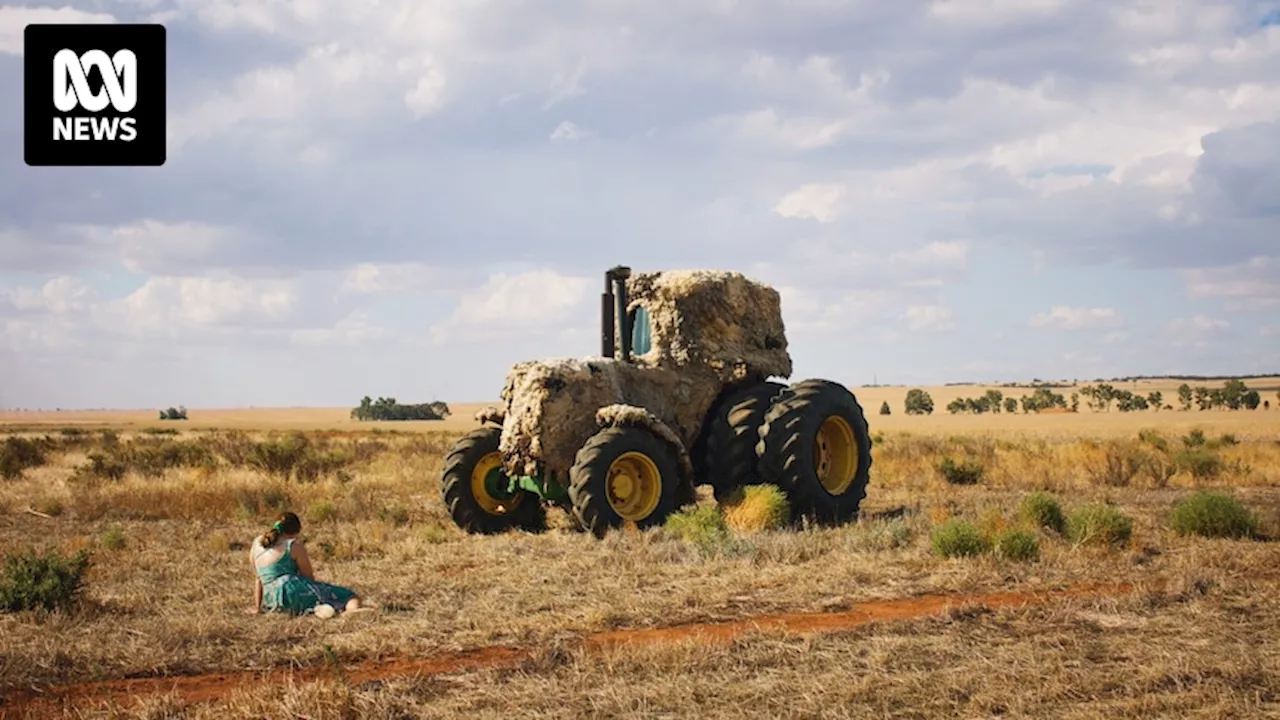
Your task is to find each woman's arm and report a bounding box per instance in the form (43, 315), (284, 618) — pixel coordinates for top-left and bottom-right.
(293, 540), (315, 580)
(246, 577), (262, 614)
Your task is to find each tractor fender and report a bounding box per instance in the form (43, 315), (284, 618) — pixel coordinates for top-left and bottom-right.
(594, 404), (695, 488)
(474, 406), (505, 426)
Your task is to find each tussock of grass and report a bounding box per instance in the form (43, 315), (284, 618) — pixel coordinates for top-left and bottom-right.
(936, 457), (984, 485)
(930, 520), (989, 558)
(1169, 492), (1259, 540)
(718, 485), (791, 532)
(994, 529), (1039, 562)
(1066, 504), (1134, 548)
(1019, 492), (1066, 534)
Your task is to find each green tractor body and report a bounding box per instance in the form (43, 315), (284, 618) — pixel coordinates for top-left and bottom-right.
(441, 265), (873, 537)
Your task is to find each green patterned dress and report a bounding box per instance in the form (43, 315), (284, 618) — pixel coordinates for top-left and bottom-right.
(253, 538), (357, 616)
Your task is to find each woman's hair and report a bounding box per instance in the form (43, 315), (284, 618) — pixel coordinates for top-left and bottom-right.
(260, 511), (301, 548)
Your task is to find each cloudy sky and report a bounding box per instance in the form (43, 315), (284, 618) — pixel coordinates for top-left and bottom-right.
(1, 0), (1278, 409)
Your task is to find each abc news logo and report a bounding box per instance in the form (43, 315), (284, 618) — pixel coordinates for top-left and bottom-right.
(24, 23), (166, 166)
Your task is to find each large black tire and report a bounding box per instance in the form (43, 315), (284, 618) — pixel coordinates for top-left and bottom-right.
(441, 426), (547, 535)
(569, 426), (682, 539)
(756, 379), (872, 525)
(704, 381), (786, 502)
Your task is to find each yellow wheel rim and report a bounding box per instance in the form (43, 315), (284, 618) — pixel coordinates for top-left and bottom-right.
(606, 451), (663, 521)
(470, 451), (521, 515)
(814, 415), (857, 495)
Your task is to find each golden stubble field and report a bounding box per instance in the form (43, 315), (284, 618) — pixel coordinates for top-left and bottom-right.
(1, 378), (1279, 718)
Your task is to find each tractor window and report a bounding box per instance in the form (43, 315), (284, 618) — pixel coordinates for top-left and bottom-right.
(630, 305), (652, 356)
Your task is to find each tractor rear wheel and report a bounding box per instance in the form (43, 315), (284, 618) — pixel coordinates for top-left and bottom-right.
(569, 426), (682, 538)
(704, 381), (785, 502)
(441, 426), (546, 534)
(757, 379), (872, 525)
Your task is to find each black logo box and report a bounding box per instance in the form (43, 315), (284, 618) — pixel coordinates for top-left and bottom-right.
(24, 23), (166, 167)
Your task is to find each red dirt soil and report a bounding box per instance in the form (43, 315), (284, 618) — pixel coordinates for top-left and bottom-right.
(1, 581), (1136, 718)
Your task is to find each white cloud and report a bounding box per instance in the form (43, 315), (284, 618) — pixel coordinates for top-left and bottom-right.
(429, 270), (591, 344)
(291, 313), (386, 346)
(550, 120), (589, 141)
(1028, 306), (1124, 330)
(1183, 256), (1280, 310)
(340, 262), (443, 295)
(904, 304), (955, 331)
(104, 276), (298, 337)
(774, 183), (845, 223)
(0, 5), (115, 55)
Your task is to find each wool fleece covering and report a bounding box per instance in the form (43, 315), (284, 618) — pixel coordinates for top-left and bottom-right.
(492, 270), (793, 478)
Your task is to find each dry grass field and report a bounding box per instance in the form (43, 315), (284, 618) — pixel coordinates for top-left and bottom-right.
(1, 378), (1279, 718)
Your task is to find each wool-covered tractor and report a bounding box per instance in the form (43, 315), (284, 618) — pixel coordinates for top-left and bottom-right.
(440, 265), (873, 538)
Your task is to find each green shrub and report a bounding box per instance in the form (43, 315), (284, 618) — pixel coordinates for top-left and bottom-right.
(930, 520), (990, 558)
(664, 505), (744, 557)
(100, 526), (127, 550)
(1182, 428), (1207, 448)
(1066, 504), (1134, 548)
(1137, 429), (1169, 452)
(1019, 492), (1066, 534)
(1169, 492), (1259, 540)
(0, 548), (92, 613)
(0, 437), (48, 480)
(1173, 448), (1223, 479)
(995, 529), (1039, 562)
(306, 500), (337, 524)
(937, 457), (984, 485)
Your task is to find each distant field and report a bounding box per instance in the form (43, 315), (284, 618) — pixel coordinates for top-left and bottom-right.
(4, 376), (1278, 438)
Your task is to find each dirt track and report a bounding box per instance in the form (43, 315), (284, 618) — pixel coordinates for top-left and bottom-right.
(0, 581), (1136, 718)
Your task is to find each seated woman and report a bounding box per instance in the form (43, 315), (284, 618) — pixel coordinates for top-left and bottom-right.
(247, 511), (369, 616)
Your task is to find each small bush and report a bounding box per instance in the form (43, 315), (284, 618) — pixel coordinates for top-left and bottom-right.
(664, 505), (736, 556)
(100, 526), (127, 550)
(879, 401), (891, 415)
(1137, 429), (1169, 452)
(719, 485), (791, 532)
(1169, 492), (1259, 540)
(1182, 428), (1207, 448)
(306, 500), (337, 524)
(1066, 504), (1133, 548)
(0, 548), (92, 613)
(930, 520), (989, 558)
(1019, 492), (1066, 534)
(995, 529), (1039, 562)
(1217, 433), (1238, 447)
(937, 457), (984, 486)
(1173, 448), (1223, 480)
(0, 437), (48, 480)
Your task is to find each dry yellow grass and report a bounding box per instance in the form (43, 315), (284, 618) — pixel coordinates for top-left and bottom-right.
(1, 383), (1278, 717)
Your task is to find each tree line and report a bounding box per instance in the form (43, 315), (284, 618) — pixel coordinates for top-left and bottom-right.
(350, 396), (451, 421)
(891, 379), (1274, 416)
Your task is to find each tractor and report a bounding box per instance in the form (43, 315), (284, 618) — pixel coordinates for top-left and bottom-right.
(440, 265), (873, 538)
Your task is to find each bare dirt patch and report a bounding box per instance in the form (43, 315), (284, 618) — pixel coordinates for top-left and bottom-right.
(2, 581), (1138, 717)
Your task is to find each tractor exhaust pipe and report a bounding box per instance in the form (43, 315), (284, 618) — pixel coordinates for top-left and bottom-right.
(602, 265), (632, 361)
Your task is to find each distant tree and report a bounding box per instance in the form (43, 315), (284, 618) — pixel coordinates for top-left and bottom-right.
(1147, 391), (1163, 411)
(1070, 392), (1080, 413)
(1193, 386), (1212, 411)
(879, 401), (891, 415)
(1220, 380), (1248, 410)
(351, 396), (449, 421)
(159, 406), (187, 421)
(984, 389), (1004, 414)
(1243, 390), (1261, 410)
(904, 389), (935, 415)
(1177, 383), (1193, 411)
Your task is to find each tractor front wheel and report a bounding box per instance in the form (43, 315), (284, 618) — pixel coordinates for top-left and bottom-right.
(569, 426), (682, 538)
(441, 426), (546, 534)
(757, 379), (872, 525)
